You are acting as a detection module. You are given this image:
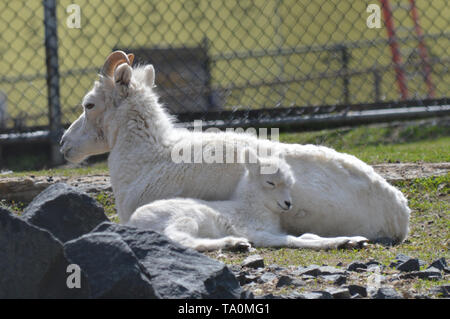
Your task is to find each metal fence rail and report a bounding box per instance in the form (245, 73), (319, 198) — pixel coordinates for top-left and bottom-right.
(0, 0), (449, 163)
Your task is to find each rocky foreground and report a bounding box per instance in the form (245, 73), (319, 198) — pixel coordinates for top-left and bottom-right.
(1, 182), (448, 299)
(227, 254), (449, 299)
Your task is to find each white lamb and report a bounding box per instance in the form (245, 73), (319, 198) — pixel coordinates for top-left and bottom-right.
(60, 51), (410, 248)
(128, 149), (366, 251)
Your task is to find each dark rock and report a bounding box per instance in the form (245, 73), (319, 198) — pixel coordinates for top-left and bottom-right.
(64, 232), (159, 299)
(397, 258), (420, 272)
(296, 265), (321, 277)
(321, 274), (347, 286)
(365, 260), (381, 267)
(229, 264), (242, 274)
(347, 261), (367, 272)
(326, 288), (351, 299)
(275, 275), (304, 288)
(372, 237), (396, 246)
(296, 265), (345, 277)
(0, 207), (89, 298)
(240, 290), (255, 299)
(390, 254), (424, 270)
(22, 183), (108, 242)
(372, 287), (402, 299)
(429, 285), (450, 297)
(241, 255), (265, 269)
(91, 222), (242, 299)
(399, 267), (442, 280)
(428, 258), (447, 271)
(347, 284), (367, 297)
(267, 264), (285, 272)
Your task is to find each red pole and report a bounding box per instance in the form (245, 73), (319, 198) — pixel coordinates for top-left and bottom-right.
(380, 0), (409, 99)
(409, 0), (435, 98)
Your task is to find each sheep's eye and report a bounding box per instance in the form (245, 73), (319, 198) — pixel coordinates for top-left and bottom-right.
(85, 103), (95, 110)
(266, 181), (275, 186)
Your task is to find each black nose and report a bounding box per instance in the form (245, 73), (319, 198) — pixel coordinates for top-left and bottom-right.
(284, 201), (291, 208)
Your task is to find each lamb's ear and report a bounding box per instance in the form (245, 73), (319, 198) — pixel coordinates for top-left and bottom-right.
(144, 65), (155, 88)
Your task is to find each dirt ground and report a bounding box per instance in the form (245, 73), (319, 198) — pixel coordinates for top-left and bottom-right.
(0, 162), (449, 203)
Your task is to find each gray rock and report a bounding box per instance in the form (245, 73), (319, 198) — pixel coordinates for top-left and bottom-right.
(372, 287), (403, 299)
(0, 207), (89, 298)
(326, 288), (351, 299)
(275, 275), (304, 288)
(347, 284), (367, 297)
(366, 264), (383, 272)
(399, 267), (442, 280)
(318, 266), (345, 275)
(92, 222), (242, 299)
(298, 291), (333, 299)
(428, 258), (447, 271)
(64, 232), (159, 299)
(321, 274), (347, 286)
(365, 260), (381, 267)
(347, 261), (367, 272)
(22, 183), (108, 242)
(296, 265), (321, 277)
(242, 255), (265, 269)
(258, 272), (277, 283)
(267, 264), (285, 272)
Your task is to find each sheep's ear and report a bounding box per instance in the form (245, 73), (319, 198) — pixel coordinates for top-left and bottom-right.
(114, 63), (132, 86)
(114, 63), (133, 97)
(144, 65), (155, 87)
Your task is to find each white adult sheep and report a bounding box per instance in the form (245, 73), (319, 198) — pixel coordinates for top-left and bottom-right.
(128, 148), (367, 251)
(60, 51), (410, 247)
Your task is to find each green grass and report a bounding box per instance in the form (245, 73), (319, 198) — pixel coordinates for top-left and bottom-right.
(280, 122), (450, 164)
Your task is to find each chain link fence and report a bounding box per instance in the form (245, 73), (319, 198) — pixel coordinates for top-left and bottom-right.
(0, 0), (449, 137)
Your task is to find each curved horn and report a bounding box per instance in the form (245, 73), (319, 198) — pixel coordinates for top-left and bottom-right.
(101, 50), (131, 77)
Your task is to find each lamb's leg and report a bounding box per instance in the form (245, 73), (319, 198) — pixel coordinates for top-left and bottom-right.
(298, 233), (369, 249)
(170, 232), (251, 252)
(165, 220), (251, 252)
(248, 232), (367, 250)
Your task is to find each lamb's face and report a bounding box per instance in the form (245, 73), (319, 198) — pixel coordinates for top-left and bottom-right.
(60, 80), (115, 163)
(247, 153), (295, 213)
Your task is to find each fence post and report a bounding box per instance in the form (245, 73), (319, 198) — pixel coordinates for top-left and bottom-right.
(43, 0), (63, 165)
